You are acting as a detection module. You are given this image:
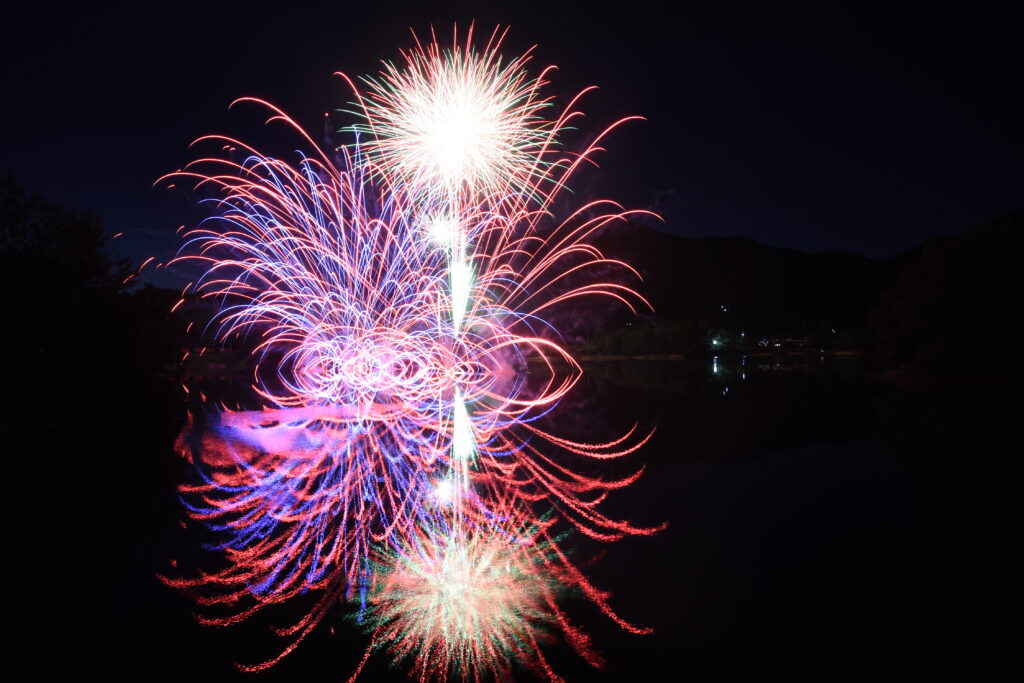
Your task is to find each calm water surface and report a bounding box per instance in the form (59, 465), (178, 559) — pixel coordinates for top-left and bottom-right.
(553, 356), (1020, 680)
(21, 356), (1020, 681)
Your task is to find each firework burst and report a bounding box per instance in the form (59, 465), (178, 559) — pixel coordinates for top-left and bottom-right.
(165, 24), (661, 677)
(348, 24), (558, 203)
(350, 497), (647, 682)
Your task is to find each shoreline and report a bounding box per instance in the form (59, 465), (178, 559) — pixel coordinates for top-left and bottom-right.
(566, 350), (866, 362)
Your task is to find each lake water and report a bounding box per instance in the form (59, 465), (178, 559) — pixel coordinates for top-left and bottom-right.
(548, 356), (1021, 680)
(17, 355), (1020, 681)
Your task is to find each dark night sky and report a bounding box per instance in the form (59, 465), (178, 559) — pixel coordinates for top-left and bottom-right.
(3, 1), (1020, 286)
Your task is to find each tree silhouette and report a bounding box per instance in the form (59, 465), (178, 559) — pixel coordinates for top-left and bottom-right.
(870, 210), (1022, 370)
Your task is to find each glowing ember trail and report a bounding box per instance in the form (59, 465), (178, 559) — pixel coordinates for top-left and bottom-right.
(164, 24), (662, 679)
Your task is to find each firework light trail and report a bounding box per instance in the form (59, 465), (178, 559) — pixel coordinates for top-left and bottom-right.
(349, 491), (654, 683)
(165, 24), (661, 679)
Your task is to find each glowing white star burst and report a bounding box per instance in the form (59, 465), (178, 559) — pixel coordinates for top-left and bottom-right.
(357, 521), (558, 682)
(351, 26), (559, 200)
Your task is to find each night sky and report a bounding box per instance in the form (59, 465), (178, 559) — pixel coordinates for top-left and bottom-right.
(4, 4), (1022, 680)
(3, 1), (1020, 287)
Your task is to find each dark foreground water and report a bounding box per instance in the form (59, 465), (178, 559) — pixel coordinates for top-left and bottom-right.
(14, 356), (1022, 681)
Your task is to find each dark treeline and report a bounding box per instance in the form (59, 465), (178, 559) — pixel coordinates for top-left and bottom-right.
(1, 174), (193, 676)
(870, 210), (1022, 369)
(577, 213), (1022, 370)
(3, 171), (1018, 404)
(3, 174), (1018, 396)
(0, 173), (185, 390)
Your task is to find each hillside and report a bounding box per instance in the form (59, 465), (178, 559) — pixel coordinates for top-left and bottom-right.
(585, 222), (893, 336)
